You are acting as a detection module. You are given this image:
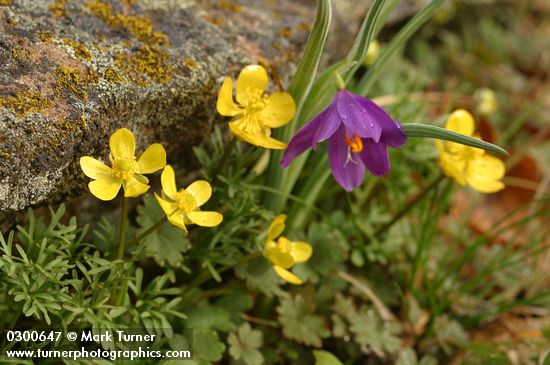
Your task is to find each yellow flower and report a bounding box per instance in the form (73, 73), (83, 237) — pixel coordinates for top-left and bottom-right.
(155, 165), (223, 232)
(363, 40), (380, 65)
(474, 88), (498, 116)
(216, 64), (296, 149)
(437, 109), (505, 193)
(80, 128), (166, 200)
(263, 214), (312, 285)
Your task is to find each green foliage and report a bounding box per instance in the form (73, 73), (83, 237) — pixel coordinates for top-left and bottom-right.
(277, 294), (330, 347)
(136, 195), (190, 268)
(228, 322), (264, 365)
(1, 2), (548, 364)
(332, 294), (401, 356)
(313, 350), (343, 365)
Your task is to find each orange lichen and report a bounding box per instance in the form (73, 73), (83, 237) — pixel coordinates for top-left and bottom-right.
(203, 15), (224, 26)
(279, 27), (292, 38)
(85, 0), (168, 46)
(297, 23), (313, 32)
(0, 91), (52, 117)
(63, 39), (92, 60)
(115, 45), (172, 84)
(219, 0), (242, 12)
(48, 0), (69, 18)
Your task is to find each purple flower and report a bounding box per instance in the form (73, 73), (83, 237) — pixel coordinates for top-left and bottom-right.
(280, 89), (407, 191)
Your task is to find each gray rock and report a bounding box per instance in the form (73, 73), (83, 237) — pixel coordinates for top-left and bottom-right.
(0, 0), (371, 217)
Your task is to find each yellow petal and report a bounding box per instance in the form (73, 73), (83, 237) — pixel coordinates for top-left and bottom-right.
(229, 122), (287, 149)
(110, 128), (136, 159)
(80, 156), (112, 179)
(217, 77), (240, 116)
(260, 92), (296, 128)
(155, 193), (187, 231)
(186, 180), (212, 207)
(236, 65), (268, 105)
(445, 109), (475, 136)
(168, 211), (187, 231)
(291, 241), (312, 263)
(155, 193), (180, 216)
(186, 211), (223, 227)
(440, 152), (467, 185)
(123, 176), (150, 197)
(267, 214), (287, 242)
(268, 250), (294, 269)
(466, 154), (506, 193)
(273, 266), (303, 285)
(159, 165), (177, 200)
(137, 143), (166, 174)
(89, 177), (121, 201)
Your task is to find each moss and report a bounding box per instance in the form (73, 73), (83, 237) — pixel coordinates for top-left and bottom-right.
(0, 0), (13, 5)
(54, 66), (89, 100)
(63, 39), (92, 60)
(38, 32), (55, 43)
(103, 67), (125, 82)
(48, 0), (69, 18)
(115, 45), (172, 84)
(85, 0), (168, 46)
(0, 91), (52, 117)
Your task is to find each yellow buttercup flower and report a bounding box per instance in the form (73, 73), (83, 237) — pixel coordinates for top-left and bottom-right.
(363, 40), (380, 65)
(437, 109), (505, 193)
(474, 88), (498, 116)
(155, 165), (223, 232)
(80, 128), (166, 200)
(216, 64), (296, 149)
(263, 214), (312, 285)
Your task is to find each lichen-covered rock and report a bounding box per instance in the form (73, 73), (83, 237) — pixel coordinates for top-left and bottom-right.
(0, 0), (368, 216)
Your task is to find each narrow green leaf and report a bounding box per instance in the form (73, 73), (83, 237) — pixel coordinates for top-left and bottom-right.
(286, 0), (332, 108)
(402, 123), (508, 156)
(343, 0), (386, 82)
(264, 0), (332, 212)
(357, 0), (447, 94)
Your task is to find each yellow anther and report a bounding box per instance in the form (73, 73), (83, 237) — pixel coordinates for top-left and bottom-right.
(344, 134), (363, 153)
(176, 190), (197, 213)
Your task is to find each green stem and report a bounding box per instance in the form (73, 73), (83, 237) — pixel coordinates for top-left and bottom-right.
(374, 173), (445, 238)
(127, 208), (181, 248)
(117, 197), (129, 259)
(129, 216), (168, 247)
(212, 137), (237, 186)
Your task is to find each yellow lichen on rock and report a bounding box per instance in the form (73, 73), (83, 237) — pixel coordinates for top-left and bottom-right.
(0, 91), (52, 117)
(38, 32), (55, 43)
(63, 39), (92, 60)
(103, 67), (125, 83)
(54, 66), (89, 100)
(0, 0), (13, 5)
(48, 0), (69, 18)
(85, 0), (168, 46)
(115, 45), (172, 84)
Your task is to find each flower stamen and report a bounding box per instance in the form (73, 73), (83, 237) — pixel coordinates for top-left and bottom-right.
(176, 190), (197, 213)
(344, 134), (363, 153)
(112, 157), (138, 180)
